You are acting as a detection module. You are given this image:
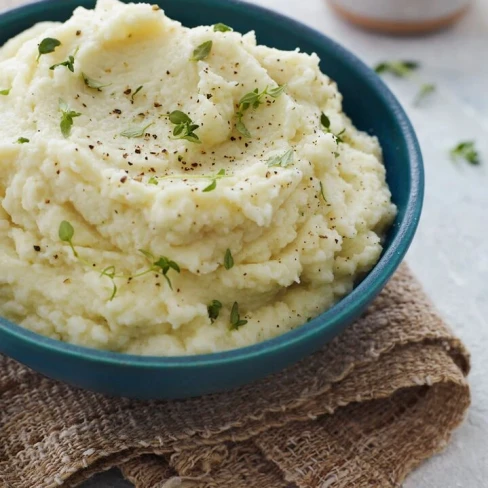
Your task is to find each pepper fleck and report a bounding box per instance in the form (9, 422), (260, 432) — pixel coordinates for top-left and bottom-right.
(33, 245), (41, 252)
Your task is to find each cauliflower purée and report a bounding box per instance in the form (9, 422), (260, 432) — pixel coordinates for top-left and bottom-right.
(0, 0), (396, 355)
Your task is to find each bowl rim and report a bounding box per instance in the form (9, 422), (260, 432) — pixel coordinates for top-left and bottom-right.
(0, 0), (424, 368)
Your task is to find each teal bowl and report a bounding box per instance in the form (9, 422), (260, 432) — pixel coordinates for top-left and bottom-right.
(0, 0), (423, 399)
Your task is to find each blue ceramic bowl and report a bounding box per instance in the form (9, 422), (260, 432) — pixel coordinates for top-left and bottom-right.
(0, 0), (423, 399)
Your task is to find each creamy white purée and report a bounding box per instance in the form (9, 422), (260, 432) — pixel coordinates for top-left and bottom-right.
(0, 0), (396, 355)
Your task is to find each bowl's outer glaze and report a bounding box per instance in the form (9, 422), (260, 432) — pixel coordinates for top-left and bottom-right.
(0, 0), (424, 399)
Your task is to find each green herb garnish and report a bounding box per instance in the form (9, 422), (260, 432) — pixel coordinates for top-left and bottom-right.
(202, 169), (225, 192)
(267, 149), (294, 168)
(50, 54), (75, 72)
(190, 40), (213, 61)
(240, 86), (275, 104)
(121, 122), (154, 138)
(224, 248), (234, 270)
(138, 250), (180, 290)
(202, 179), (217, 192)
(235, 85), (286, 137)
(450, 141), (481, 165)
(235, 118), (251, 138)
(375, 61), (436, 106)
(213, 23), (233, 32)
(414, 83), (436, 106)
(82, 73), (111, 90)
(374, 60), (419, 77)
(148, 176), (159, 185)
(0, 88), (11, 96)
(266, 85), (286, 98)
(58, 230), (181, 299)
(168, 110), (200, 143)
(16, 137), (30, 144)
(153, 257), (180, 290)
(320, 112), (330, 130)
(334, 129), (345, 144)
(132, 85), (143, 101)
(319, 181), (326, 202)
(320, 112), (345, 143)
(37, 38), (61, 61)
(230, 302), (247, 330)
(207, 300), (223, 323)
(58, 220), (78, 257)
(59, 99), (81, 138)
(101, 266), (118, 301)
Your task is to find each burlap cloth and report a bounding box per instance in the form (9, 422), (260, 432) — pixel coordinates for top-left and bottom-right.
(0, 264), (471, 488)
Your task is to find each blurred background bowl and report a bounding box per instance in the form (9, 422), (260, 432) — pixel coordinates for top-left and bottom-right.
(328, 0), (471, 35)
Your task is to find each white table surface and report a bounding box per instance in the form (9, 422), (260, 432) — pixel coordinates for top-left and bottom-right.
(2, 0), (486, 486)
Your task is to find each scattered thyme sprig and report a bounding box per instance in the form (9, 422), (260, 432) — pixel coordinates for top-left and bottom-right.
(58, 220), (78, 257)
(138, 250), (181, 290)
(50, 49), (77, 72)
(450, 141), (481, 165)
(132, 85), (143, 101)
(320, 112), (345, 143)
(37, 38), (61, 61)
(100, 266), (118, 301)
(57, 221), (182, 300)
(414, 83), (436, 106)
(374, 60), (436, 106)
(82, 73), (111, 90)
(213, 23), (233, 32)
(0, 88), (10, 96)
(59, 221), (114, 297)
(153, 171), (229, 190)
(168, 110), (201, 143)
(319, 181), (326, 202)
(207, 300), (223, 323)
(202, 169), (226, 192)
(235, 85), (286, 137)
(267, 149), (294, 168)
(190, 41), (213, 61)
(335, 129), (345, 144)
(374, 60), (419, 77)
(121, 122), (154, 139)
(59, 99), (81, 138)
(16, 137), (30, 144)
(230, 302), (247, 330)
(224, 248), (234, 270)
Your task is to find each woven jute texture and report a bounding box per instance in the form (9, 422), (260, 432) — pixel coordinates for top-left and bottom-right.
(0, 264), (471, 488)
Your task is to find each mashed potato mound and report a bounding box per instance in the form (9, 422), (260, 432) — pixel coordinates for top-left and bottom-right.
(0, 0), (396, 355)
